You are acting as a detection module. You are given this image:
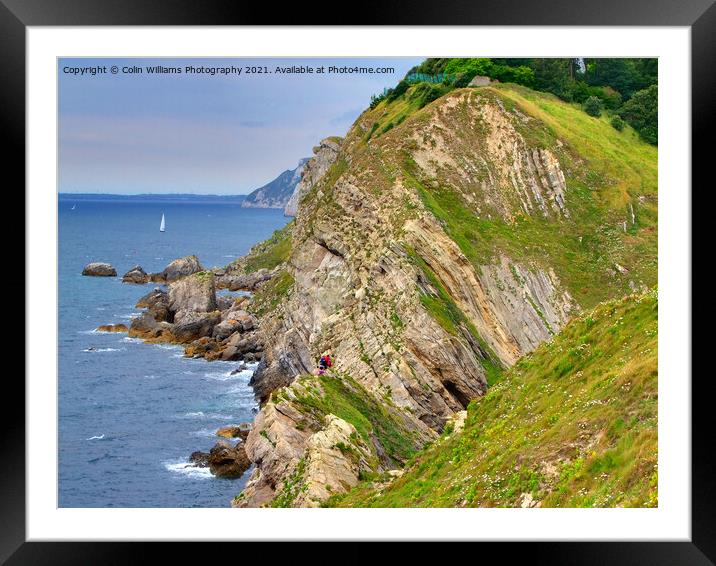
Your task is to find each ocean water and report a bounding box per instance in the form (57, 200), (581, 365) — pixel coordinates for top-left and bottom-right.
(58, 198), (289, 507)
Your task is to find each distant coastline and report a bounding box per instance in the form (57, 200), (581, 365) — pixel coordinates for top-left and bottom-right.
(59, 193), (247, 205)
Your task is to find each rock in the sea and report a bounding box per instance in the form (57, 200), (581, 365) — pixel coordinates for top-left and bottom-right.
(128, 312), (172, 341)
(82, 262), (116, 277)
(208, 441), (251, 478)
(152, 255), (204, 283)
(168, 272), (217, 323)
(122, 265), (150, 284)
(96, 324), (128, 333)
(216, 424), (251, 441)
(135, 287), (173, 323)
(189, 451), (210, 467)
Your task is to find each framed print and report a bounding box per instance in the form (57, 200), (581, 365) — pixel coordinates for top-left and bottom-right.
(5, 0), (710, 561)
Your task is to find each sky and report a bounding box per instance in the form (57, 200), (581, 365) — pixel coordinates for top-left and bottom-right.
(59, 57), (423, 195)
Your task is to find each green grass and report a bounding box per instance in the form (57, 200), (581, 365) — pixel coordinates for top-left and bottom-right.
(243, 222), (293, 273)
(396, 86), (657, 309)
(333, 289), (658, 508)
(250, 269), (295, 317)
(289, 372), (421, 468)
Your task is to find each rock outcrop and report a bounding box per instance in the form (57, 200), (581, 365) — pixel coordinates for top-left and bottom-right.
(128, 267), (262, 361)
(284, 137), (342, 217)
(207, 441), (251, 478)
(82, 262), (116, 277)
(151, 255), (204, 283)
(122, 265), (149, 284)
(190, 441), (251, 478)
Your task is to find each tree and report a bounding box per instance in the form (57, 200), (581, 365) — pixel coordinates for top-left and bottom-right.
(619, 85), (657, 144)
(583, 96), (603, 117)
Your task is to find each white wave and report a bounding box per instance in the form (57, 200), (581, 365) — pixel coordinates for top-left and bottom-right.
(83, 347), (124, 353)
(184, 411), (204, 418)
(78, 329), (99, 335)
(122, 337), (143, 343)
(156, 343), (183, 350)
(165, 461), (213, 480)
(116, 312), (141, 320)
(86, 434), (105, 440)
(202, 370), (238, 381)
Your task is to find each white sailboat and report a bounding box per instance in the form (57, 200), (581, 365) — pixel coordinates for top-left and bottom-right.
(159, 213), (166, 232)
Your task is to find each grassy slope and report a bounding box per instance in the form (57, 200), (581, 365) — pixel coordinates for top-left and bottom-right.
(332, 289), (657, 508)
(368, 84), (657, 310)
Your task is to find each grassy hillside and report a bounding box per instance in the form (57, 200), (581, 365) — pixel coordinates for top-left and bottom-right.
(330, 289), (658, 508)
(359, 83), (657, 310)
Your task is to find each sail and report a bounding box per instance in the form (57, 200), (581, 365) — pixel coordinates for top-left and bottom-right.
(160, 214), (165, 232)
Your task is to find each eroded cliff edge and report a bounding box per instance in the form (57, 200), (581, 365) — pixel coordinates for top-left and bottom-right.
(231, 84), (657, 507)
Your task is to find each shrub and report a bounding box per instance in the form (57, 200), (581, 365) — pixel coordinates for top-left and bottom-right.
(610, 115), (626, 131)
(583, 96), (603, 117)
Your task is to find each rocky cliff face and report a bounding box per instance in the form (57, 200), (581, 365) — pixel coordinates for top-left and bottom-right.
(242, 158), (309, 209)
(283, 138), (342, 217)
(233, 84), (657, 507)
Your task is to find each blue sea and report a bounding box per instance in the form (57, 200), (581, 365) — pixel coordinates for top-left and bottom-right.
(58, 196), (289, 507)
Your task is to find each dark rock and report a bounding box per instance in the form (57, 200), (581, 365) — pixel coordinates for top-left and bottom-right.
(136, 287), (168, 309)
(208, 441), (251, 478)
(220, 332), (263, 361)
(216, 295), (233, 311)
(171, 311), (221, 343)
(122, 265), (149, 284)
(189, 451), (210, 467)
(82, 262), (116, 277)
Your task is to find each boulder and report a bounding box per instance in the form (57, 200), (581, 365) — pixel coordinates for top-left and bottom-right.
(212, 319), (242, 341)
(153, 255), (204, 283)
(96, 324), (128, 333)
(184, 336), (220, 357)
(128, 313), (172, 341)
(168, 272), (217, 322)
(136, 287), (167, 309)
(82, 262), (116, 277)
(189, 451), (210, 467)
(216, 295), (233, 311)
(172, 311), (221, 343)
(208, 441), (251, 478)
(122, 265), (149, 284)
(135, 287), (172, 322)
(220, 332), (263, 361)
(216, 425), (251, 441)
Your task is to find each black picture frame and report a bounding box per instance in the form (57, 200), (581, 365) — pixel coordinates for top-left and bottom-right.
(5, 0), (709, 562)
